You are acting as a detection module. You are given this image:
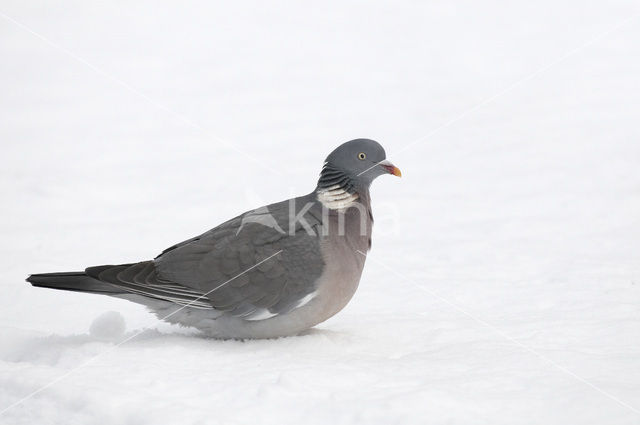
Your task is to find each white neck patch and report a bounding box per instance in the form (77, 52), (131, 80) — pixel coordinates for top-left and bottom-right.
(317, 184), (359, 210)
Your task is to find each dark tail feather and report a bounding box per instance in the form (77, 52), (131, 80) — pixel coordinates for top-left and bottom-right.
(27, 271), (124, 295)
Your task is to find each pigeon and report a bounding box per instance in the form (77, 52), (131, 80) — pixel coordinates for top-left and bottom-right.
(27, 139), (401, 339)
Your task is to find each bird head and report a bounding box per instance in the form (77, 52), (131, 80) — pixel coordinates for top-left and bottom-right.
(317, 139), (401, 193)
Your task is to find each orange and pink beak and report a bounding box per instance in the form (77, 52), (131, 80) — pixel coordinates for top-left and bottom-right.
(378, 160), (402, 177)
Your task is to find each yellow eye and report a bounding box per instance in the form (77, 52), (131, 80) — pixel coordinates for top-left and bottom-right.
(357, 152), (366, 160)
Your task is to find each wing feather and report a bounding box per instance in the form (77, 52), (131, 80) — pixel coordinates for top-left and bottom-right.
(155, 196), (325, 318)
(86, 262), (213, 309)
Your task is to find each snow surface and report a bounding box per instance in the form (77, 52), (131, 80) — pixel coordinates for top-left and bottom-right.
(88, 312), (126, 342)
(1, 1), (640, 424)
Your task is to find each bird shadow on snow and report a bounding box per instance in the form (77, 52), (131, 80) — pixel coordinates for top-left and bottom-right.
(0, 325), (349, 368)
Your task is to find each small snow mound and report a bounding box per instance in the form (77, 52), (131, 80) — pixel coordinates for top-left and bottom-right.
(89, 311), (126, 341)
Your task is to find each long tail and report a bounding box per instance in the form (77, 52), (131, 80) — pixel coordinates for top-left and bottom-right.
(26, 272), (124, 295)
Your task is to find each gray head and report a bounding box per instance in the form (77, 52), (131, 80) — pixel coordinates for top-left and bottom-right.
(317, 139), (401, 193)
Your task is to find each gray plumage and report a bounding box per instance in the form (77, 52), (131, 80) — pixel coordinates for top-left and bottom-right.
(27, 139), (401, 339)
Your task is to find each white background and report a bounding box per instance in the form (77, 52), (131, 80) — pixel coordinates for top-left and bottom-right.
(1, 1), (639, 424)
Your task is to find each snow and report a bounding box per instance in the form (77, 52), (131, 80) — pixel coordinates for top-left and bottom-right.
(1, 0), (639, 424)
(89, 312), (126, 342)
